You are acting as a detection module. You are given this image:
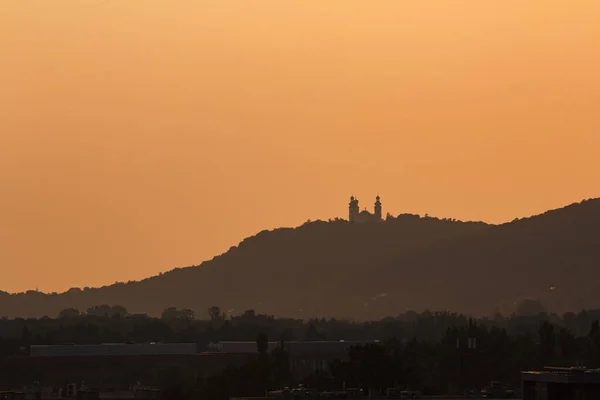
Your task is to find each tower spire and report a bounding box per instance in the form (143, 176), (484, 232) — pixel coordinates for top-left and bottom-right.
(349, 195), (359, 223)
(374, 195), (382, 220)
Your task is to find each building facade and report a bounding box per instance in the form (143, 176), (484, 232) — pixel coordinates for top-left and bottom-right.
(522, 367), (600, 400)
(209, 341), (374, 378)
(0, 344), (247, 392)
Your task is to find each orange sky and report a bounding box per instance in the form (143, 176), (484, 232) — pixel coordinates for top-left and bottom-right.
(1, 1), (599, 293)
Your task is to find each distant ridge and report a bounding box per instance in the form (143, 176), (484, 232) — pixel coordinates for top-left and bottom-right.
(1, 198), (600, 319)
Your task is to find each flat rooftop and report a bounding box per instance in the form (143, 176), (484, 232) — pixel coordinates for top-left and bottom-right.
(29, 343), (197, 357)
(522, 367), (600, 384)
(213, 341), (376, 355)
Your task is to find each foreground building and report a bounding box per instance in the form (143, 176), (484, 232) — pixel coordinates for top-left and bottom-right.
(522, 367), (600, 399)
(0, 343), (247, 392)
(0, 341), (368, 392)
(211, 341), (374, 378)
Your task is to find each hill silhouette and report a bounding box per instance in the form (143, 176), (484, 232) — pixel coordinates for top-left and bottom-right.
(1, 199), (600, 319)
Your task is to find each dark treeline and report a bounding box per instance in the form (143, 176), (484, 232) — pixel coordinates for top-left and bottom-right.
(0, 299), (600, 345)
(4, 304), (600, 349)
(4, 305), (600, 397)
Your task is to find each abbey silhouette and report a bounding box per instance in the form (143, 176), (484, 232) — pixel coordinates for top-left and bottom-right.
(348, 195), (382, 223)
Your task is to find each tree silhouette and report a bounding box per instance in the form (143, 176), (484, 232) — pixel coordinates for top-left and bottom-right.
(588, 320), (600, 367)
(256, 332), (269, 357)
(304, 323), (326, 341)
(158, 307), (195, 322)
(208, 306), (222, 321)
(87, 305), (129, 318)
(539, 321), (556, 364)
(58, 308), (81, 318)
(179, 309), (195, 321)
(21, 325), (31, 343)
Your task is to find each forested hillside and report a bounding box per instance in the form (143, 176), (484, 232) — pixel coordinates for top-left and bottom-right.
(1, 198), (599, 319)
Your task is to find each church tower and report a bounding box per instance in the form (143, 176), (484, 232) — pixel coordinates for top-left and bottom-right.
(349, 196), (360, 223)
(374, 195), (382, 220)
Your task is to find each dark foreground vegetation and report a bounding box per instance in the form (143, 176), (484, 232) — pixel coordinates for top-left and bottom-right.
(4, 305), (600, 398)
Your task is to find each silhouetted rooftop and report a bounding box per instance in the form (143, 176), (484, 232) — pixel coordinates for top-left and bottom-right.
(30, 343), (197, 357)
(522, 367), (600, 384)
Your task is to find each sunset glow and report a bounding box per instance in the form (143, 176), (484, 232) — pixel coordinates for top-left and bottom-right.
(1, 1), (599, 293)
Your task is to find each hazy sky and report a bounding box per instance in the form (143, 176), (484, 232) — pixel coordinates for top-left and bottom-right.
(1, 1), (599, 293)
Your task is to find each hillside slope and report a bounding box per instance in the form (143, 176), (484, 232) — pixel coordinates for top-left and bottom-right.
(1, 199), (599, 319)
(377, 198), (600, 316)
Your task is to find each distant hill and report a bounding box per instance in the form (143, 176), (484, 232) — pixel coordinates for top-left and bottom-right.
(2, 199), (600, 320)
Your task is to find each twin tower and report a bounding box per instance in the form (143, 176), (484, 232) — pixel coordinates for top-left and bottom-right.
(348, 195), (382, 223)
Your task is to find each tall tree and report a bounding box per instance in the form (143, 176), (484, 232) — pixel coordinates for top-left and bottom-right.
(208, 306), (222, 321)
(256, 332), (269, 357)
(58, 308), (81, 318)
